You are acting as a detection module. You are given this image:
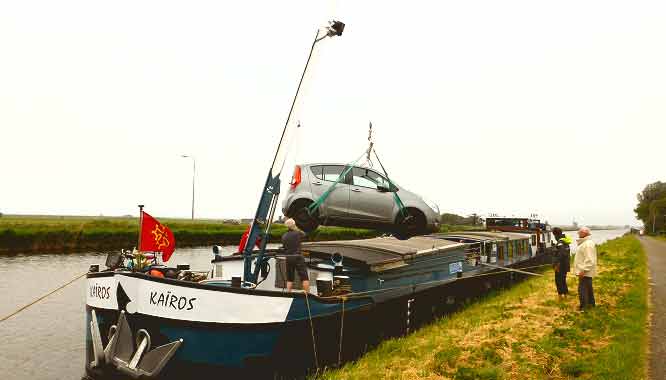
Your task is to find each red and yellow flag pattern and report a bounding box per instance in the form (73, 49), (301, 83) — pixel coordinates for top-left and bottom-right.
(139, 211), (176, 262)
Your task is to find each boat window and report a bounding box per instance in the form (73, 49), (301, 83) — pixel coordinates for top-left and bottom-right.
(321, 165), (345, 182)
(351, 167), (389, 189)
(487, 218), (528, 228)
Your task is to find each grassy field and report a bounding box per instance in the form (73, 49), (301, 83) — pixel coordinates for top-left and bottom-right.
(0, 214), (485, 254)
(0, 215), (381, 254)
(317, 235), (648, 380)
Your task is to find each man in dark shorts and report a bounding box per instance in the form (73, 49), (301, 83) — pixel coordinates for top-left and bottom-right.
(282, 218), (309, 292)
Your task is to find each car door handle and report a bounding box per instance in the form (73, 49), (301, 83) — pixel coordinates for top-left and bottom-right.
(312, 181), (322, 185)
(351, 188), (361, 192)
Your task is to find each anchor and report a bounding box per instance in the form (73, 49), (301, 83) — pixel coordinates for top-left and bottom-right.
(89, 309), (120, 368)
(89, 310), (183, 379)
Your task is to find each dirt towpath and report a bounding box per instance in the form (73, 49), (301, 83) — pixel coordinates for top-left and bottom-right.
(639, 236), (666, 379)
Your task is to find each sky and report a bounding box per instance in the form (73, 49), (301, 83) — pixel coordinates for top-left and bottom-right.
(1, 0), (665, 226)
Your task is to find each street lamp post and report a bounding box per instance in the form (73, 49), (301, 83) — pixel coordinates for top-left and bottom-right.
(181, 155), (196, 220)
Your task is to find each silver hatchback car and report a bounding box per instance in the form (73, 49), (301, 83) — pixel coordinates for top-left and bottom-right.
(281, 163), (440, 237)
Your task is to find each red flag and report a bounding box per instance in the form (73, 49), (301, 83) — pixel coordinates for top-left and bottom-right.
(236, 226), (261, 255)
(139, 211), (176, 262)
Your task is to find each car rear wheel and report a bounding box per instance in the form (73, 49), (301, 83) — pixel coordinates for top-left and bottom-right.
(393, 208), (426, 240)
(294, 207), (320, 233)
(288, 200), (320, 233)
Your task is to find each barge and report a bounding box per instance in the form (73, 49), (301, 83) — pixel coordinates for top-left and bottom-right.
(84, 226), (553, 379)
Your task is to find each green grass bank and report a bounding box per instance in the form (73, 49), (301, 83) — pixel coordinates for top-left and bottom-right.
(0, 215), (381, 254)
(317, 235), (648, 380)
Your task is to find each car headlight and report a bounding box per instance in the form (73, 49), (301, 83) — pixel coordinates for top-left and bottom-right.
(422, 197), (439, 214)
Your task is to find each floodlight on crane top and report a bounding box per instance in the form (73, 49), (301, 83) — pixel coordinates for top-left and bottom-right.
(317, 20), (345, 42)
(326, 20), (345, 37)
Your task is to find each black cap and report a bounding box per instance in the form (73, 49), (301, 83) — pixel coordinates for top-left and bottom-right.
(552, 227), (563, 235)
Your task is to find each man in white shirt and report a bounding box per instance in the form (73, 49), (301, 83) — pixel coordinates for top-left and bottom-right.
(573, 227), (597, 310)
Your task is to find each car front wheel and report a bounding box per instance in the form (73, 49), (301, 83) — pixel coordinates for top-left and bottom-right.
(393, 209), (426, 240)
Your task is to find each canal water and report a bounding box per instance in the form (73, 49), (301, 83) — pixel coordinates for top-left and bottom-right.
(0, 230), (627, 380)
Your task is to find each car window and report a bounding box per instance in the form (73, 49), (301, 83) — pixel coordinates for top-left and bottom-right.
(352, 168), (377, 189)
(310, 165), (324, 180)
(352, 167), (390, 189)
(322, 165), (345, 182)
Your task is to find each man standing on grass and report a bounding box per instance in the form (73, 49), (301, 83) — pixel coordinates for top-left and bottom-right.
(552, 227), (572, 298)
(573, 226), (597, 310)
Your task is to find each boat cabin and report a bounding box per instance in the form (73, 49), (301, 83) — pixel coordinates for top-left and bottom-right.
(485, 217), (553, 254)
(432, 231), (533, 268)
(207, 236), (470, 296)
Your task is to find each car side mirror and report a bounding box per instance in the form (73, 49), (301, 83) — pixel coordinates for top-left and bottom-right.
(377, 184), (390, 192)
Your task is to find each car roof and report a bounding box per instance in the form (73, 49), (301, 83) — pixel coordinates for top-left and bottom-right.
(296, 162), (405, 191)
(299, 163), (375, 169)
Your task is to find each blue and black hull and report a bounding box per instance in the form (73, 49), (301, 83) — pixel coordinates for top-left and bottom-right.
(83, 252), (548, 380)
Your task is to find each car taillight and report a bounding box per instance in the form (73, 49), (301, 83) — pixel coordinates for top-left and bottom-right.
(290, 165), (302, 189)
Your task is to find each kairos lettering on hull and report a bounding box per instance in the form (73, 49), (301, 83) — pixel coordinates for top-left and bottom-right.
(86, 277), (118, 310)
(149, 290), (196, 311)
(85, 274), (294, 324)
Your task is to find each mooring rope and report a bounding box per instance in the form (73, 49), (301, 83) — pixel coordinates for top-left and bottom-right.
(479, 262), (544, 277)
(338, 296), (346, 366)
(303, 290), (319, 369)
(516, 263), (552, 270)
(0, 271), (88, 323)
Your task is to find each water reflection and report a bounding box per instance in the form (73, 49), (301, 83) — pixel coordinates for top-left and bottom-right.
(0, 246), (233, 380)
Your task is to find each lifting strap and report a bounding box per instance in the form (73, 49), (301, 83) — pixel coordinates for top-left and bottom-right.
(307, 150), (367, 214)
(306, 146), (408, 220)
(373, 149), (408, 218)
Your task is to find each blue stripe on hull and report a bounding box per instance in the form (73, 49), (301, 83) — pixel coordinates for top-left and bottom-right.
(85, 308), (283, 368)
(285, 296), (371, 321)
(161, 325), (279, 366)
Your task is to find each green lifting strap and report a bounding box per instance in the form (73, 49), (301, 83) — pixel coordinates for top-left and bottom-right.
(373, 150), (408, 218)
(307, 151), (368, 215)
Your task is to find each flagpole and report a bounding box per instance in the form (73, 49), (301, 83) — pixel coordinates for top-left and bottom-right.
(137, 204), (144, 251)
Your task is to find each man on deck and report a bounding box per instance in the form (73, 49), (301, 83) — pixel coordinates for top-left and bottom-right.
(573, 226), (597, 310)
(282, 218), (310, 292)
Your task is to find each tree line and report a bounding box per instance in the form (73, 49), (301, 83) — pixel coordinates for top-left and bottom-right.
(440, 213), (483, 226)
(634, 181), (666, 234)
